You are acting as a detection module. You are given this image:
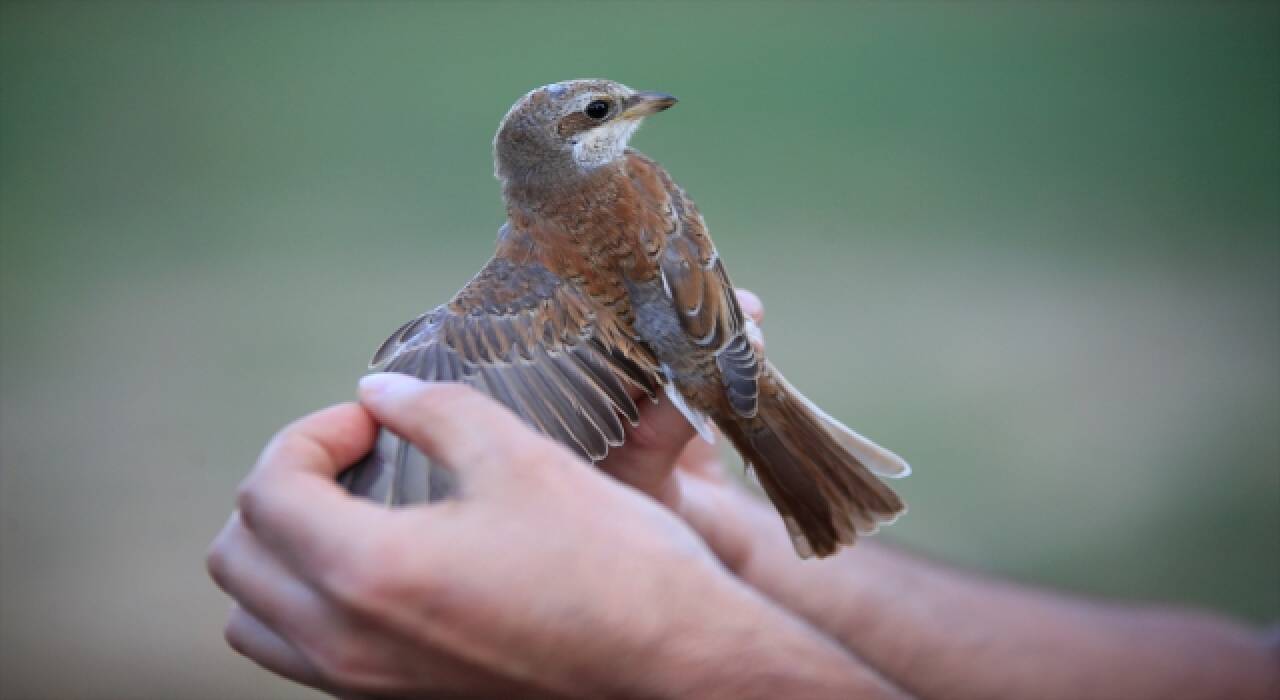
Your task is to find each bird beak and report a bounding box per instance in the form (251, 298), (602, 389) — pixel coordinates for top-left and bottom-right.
(620, 92), (678, 120)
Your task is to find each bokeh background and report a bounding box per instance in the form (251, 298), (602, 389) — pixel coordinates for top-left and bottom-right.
(2, 2), (1277, 698)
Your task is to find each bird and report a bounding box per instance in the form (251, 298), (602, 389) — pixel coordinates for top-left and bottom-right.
(340, 79), (909, 558)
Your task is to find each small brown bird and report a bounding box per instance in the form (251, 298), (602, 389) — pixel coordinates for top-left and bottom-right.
(341, 79), (908, 557)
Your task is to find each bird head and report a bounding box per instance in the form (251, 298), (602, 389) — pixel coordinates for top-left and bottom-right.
(493, 79), (677, 186)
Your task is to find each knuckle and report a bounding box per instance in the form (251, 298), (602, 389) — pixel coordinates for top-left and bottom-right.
(443, 386), (506, 425)
(735, 288), (764, 322)
(205, 517), (243, 590)
(205, 540), (230, 589)
(223, 619), (246, 656)
(433, 380), (481, 401)
(234, 478), (264, 529)
(392, 381), (491, 436)
(519, 441), (582, 486)
(321, 564), (380, 611)
(254, 427), (292, 469)
(418, 381), (479, 412)
(306, 636), (375, 688)
(318, 536), (464, 633)
(320, 542), (421, 618)
(528, 437), (572, 466)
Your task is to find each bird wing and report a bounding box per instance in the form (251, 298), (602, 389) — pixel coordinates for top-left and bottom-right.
(645, 158), (762, 419)
(369, 231), (663, 464)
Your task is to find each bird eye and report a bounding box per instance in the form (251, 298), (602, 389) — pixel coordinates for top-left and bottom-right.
(584, 99), (610, 119)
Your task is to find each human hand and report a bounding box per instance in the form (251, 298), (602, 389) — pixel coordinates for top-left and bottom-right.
(207, 376), (900, 698)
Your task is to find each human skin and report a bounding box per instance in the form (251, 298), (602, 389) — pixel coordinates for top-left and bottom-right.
(653, 476), (1280, 699)
(210, 291), (1279, 699)
(205, 297), (905, 699)
(601, 298), (1280, 700)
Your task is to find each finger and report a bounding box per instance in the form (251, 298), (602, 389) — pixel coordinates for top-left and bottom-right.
(744, 317), (765, 354)
(255, 402), (378, 481)
(236, 404), (392, 580)
(735, 288), (764, 325)
(674, 427), (726, 481)
(225, 605), (328, 690)
(597, 393), (696, 504)
(207, 513), (331, 642)
(734, 289), (765, 354)
(358, 374), (567, 493)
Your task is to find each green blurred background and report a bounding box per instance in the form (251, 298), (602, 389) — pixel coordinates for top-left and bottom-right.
(1, 1), (1276, 697)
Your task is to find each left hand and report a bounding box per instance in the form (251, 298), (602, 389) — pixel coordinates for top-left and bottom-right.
(206, 372), (894, 698)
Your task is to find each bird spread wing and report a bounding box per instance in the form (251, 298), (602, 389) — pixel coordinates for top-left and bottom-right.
(369, 232), (663, 464)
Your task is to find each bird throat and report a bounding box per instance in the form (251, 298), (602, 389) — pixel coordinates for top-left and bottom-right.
(502, 158), (623, 216)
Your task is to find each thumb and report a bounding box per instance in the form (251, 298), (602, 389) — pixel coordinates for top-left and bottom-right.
(357, 373), (551, 494)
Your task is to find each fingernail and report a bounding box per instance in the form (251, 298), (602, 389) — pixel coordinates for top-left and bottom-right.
(745, 317), (765, 353)
(735, 289), (763, 321)
(358, 372), (416, 400)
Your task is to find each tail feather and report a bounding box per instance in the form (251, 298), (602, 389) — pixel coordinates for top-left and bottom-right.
(717, 362), (906, 558)
(770, 370), (911, 479)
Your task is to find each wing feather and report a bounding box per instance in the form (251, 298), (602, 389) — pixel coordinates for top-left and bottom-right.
(644, 156), (763, 418)
(344, 232), (663, 504)
(570, 345), (642, 425)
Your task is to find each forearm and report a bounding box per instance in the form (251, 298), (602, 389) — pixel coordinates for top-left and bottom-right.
(686, 481), (1280, 700)
(764, 540), (1279, 699)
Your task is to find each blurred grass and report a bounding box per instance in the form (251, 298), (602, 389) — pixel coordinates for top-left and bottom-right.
(1, 2), (1277, 698)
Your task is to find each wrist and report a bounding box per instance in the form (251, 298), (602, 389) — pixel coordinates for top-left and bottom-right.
(670, 472), (913, 690)
(639, 560), (903, 699)
(671, 473), (763, 575)
(686, 481), (895, 651)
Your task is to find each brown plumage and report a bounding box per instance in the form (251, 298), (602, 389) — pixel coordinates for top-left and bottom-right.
(340, 79), (909, 558)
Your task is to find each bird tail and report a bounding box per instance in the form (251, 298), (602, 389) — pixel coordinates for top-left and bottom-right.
(716, 362), (909, 558)
(339, 428), (457, 505)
